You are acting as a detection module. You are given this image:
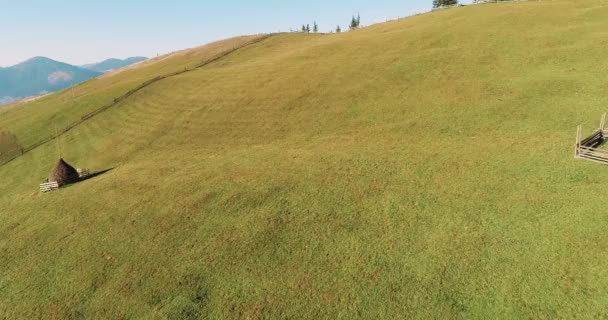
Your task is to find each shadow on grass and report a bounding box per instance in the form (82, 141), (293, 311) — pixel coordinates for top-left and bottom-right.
(42, 168), (114, 192)
(80, 168), (114, 182)
(57, 168), (114, 191)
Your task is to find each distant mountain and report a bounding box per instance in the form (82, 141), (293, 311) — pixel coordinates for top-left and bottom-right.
(0, 96), (18, 105)
(82, 57), (147, 73)
(0, 57), (102, 106)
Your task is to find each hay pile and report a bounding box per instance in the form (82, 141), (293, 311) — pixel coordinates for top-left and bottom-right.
(48, 158), (80, 186)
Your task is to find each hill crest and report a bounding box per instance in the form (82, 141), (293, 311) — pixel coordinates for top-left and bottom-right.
(81, 56), (148, 73)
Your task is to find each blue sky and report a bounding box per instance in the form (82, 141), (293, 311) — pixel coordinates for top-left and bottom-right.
(0, 0), (472, 67)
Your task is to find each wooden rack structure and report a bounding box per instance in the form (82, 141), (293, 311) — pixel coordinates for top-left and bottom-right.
(39, 168), (91, 193)
(575, 113), (608, 164)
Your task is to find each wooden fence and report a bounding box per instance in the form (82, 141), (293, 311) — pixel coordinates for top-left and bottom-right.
(432, 4), (462, 10)
(77, 168), (90, 179)
(38, 168), (90, 192)
(433, 0), (539, 10)
(39, 181), (59, 193)
(575, 114), (608, 164)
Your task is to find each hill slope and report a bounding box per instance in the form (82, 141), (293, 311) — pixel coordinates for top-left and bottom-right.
(82, 57), (148, 73)
(0, 57), (101, 105)
(2, 1), (608, 318)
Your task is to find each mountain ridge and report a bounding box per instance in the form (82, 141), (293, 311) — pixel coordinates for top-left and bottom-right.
(81, 56), (147, 73)
(0, 56), (147, 106)
(0, 57), (101, 105)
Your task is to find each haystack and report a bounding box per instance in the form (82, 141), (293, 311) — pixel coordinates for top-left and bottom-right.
(48, 158), (80, 187)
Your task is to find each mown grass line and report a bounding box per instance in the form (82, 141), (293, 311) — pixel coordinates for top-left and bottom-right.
(0, 34), (274, 168)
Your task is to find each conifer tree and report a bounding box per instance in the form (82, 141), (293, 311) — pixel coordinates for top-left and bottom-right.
(349, 14), (361, 30)
(433, 0), (458, 8)
(313, 21), (318, 33)
(350, 16), (357, 30)
(302, 24), (306, 32)
(306, 24), (311, 33)
(336, 25), (341, 33)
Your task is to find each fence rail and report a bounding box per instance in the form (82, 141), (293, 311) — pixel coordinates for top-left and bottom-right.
(433, 0), (539, 10)
(39, 181), (59, 193)
(575, 113), (608, 164)
(77, 168), (90, 179)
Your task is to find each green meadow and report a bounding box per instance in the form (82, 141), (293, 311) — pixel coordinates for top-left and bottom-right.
(2, 1), (608, 318)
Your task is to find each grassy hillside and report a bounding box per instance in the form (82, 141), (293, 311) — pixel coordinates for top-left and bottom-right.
(2, 1), (608, 318)
(0, 35), (266, 149)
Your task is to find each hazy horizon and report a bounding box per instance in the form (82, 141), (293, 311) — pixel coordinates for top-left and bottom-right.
(0, 0), (474, 67)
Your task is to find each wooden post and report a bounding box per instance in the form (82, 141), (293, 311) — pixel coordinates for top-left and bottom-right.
(575, 125), (581, 158)
(54, 124), (62, 158)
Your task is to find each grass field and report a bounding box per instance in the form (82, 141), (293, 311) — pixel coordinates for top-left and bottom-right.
(2, 1), (608, 318)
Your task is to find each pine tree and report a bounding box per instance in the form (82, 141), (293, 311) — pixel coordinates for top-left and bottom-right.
(302, 24), (306, 32)
(356, 13), (361, 27)
(313, 21), (318, 33)
(336, 25), (341, 33)
(350, 16), (357, 30)
(433, 0), (458, 8)
(306, 24), (311, 33)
